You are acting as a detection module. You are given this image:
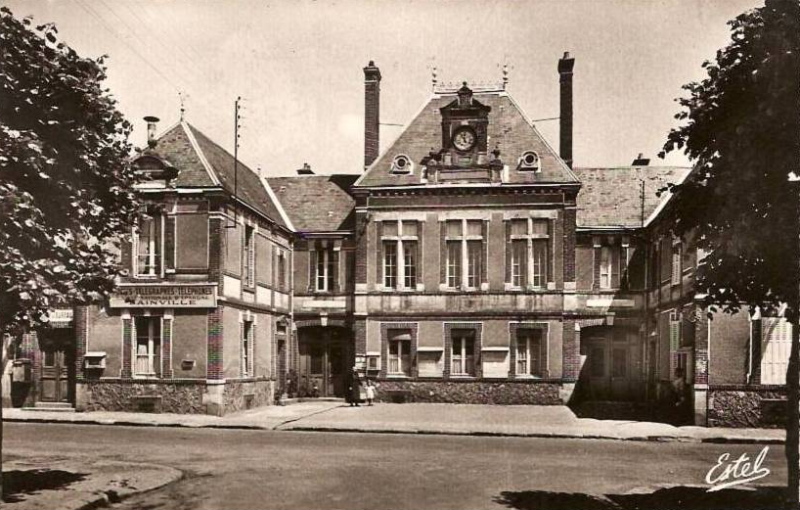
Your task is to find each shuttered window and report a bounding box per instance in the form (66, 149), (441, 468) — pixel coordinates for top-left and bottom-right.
(761, 318), (792, 385)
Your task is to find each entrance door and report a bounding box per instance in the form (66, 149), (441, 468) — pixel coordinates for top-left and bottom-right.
(581, 327), (642, 401)
(298, 327), (349, 398)
(38, 329), (75, 403)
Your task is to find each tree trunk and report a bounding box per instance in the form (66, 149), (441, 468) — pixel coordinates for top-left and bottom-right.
(788, 312), (800, 508)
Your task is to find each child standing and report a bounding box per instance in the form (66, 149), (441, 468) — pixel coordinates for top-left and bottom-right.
(364, 379), (376, 406)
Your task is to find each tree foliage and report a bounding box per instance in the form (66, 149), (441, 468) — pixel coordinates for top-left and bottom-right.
(660, 0), (800, 317)
(0, 7), (140, 335)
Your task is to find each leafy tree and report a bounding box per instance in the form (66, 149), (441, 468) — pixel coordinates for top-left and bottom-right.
(0, 7), (140, 499)
(660, 0), (800, 505)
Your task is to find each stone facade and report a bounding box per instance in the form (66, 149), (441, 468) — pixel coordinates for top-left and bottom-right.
(373, 379), (563, 405)
(707, 387), (787, 428)
(222, 379), (275, 414)
(79, 381), (206, 414)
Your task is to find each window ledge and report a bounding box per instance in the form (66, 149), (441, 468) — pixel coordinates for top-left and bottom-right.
(449, 375), (477, 379)
(386, 374), (411, 379)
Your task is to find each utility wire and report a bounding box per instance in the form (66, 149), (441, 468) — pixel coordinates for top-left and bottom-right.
(73, 0), (181, 93)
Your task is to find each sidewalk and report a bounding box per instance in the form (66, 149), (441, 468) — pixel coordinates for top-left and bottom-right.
(4, 401), (786, 444)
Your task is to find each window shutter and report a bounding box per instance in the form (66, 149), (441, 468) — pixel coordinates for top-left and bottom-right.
(376, 222), (384, 286)
(620, 244), (629, 290)
(481, 220), (488, 285)
(440, 221), (447, 284)
(154, 319), (162, 378)
(504, 221), (512, 283)
(308, 247), (317, 293)
(546, 220), (553, 283)
(669, 317), (680, 352)
(164, 216), (175, 271)
(593, 246), (601, 290)
(611, 246), (620, 289)
(332, 249), (340, 293)
(121, 237), (133, 274)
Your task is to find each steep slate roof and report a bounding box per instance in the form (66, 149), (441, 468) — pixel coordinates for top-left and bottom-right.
(144, 122), (288, 229)
(356, 91), (580, 187)
(267, 175), (358, 232)
(573, 166), (691, 228)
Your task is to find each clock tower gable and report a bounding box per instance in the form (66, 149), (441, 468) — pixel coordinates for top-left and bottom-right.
(439, 83), (491, 166)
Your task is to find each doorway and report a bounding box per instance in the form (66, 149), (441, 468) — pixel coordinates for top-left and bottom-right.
(580, 326), (642, 401)
(297, 326), (350, 398)
(37, 328), (75, 404)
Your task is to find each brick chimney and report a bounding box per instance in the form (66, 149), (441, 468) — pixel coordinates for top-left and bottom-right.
(632, 153), (650, 166)
(363, 60), (381, 169)
(144, 116), (160, 148)
(558, 52), (575, 169)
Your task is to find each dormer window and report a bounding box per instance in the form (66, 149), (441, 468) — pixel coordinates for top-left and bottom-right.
(391, 154), (413, 174)
(518, 151), (540, 172)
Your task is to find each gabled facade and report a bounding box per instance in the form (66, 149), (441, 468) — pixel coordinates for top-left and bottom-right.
(10, 120), (295, 415)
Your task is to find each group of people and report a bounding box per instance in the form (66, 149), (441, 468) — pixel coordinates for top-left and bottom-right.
(346, 368), (376, 407)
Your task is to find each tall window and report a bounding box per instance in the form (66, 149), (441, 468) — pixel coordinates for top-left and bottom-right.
(598, 245), (621, 290)
(445, 219), (484, 290)
(761, 317), (792, 385)
(242, 319), (254, 377)
(451, 329), (475, 376)
(507, 218), (549, 289)
(516, 329), (543, 377)
(382, 220), (419, 290)
(243, 226), (255, 287)
(134, 316), (161, 376)
(388, 330), (412, 376)
(136, 215), (162, 277)
(315, 247), (336, 292)
(277, 250), (287, 291)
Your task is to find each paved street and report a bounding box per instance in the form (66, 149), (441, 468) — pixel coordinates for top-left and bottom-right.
(3, 423), (788, 510)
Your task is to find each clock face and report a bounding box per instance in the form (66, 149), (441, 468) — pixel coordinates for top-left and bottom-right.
(452, 128), (476, 152)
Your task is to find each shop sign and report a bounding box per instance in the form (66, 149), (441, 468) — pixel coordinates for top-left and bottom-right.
(110, 285), (217, 308)
(48, 308), (74, 327)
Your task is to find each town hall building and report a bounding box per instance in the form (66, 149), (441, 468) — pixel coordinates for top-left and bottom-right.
(3, 54), (791, 428)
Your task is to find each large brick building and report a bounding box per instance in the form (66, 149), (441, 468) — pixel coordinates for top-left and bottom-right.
(4, 54), (787, 426)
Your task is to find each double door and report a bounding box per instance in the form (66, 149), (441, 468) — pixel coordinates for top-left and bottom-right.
(298, 327), (349, 398)
(38, 329), (75, 403)
(581, 328), (642, 401)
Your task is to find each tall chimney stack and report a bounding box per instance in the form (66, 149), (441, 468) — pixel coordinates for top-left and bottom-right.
(363, 60), (381, 169)
(558, 52), (575, 169)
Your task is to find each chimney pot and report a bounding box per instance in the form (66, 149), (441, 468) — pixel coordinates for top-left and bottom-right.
(144, 116), (160, 148)
(297, 162), (314, 175)
(632, 153), (650, 166)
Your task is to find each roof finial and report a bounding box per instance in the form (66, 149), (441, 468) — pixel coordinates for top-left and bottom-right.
(179, 91), (188, 121)
(502, 63), (509, 90)
(431, 66), (438, 92)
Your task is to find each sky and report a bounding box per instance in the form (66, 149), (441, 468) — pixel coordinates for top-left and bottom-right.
(6, 0), (760, 176)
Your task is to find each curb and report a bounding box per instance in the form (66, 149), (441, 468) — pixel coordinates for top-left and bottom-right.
(4, 417), (785, 445)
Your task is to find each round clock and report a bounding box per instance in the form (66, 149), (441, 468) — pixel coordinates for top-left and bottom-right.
(452, 127), (476, 152)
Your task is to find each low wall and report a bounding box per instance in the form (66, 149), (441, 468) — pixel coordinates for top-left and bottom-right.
(708, 386), (786, 428)
(222, 379), (274, 414)
(79, 380), (207, 414)
(373, 379), (563, 405)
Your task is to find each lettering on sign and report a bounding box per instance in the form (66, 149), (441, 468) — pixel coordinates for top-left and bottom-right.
(705, 446), (770, 492)
(110, 285), (217, 308)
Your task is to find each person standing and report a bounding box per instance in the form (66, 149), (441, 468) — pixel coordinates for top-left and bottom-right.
(348, 368), (361, 407)
(364, 379), (376, 406)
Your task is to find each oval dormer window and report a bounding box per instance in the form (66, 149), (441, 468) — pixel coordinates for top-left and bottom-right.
(518, 151), (540, 171)
(391, 154), (413, 174)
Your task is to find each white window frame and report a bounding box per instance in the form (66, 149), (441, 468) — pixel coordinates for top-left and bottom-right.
(242, 318), (254, 377)
(508, 218), (549, 290)
(135, 214), (163, 278)
(133, 315), (161, 377)
(599, 245), (613, 290)
(445, 219), (484, 290)
(382, 220), (419, 290)
(516, 330), (543, 377)
(244, 225), (255, 288)
(451, 330), (476, 376)
(389, 337), (411, 376)
(316, 246), (335, 292)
